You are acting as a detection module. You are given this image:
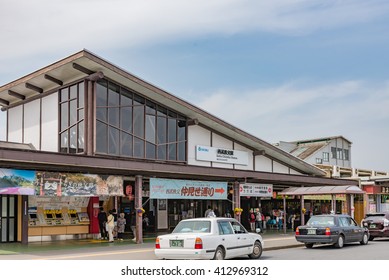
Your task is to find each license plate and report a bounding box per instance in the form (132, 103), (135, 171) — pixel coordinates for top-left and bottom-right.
(370, 224), (376, 229)
(307, 229), (316, 235)
(170, 240), (184, 247)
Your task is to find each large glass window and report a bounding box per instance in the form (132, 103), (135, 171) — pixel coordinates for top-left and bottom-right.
(95, 79), (187, 162)
(59, 82), (85, 153)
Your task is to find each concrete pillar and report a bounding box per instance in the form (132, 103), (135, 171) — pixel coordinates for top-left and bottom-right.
(283, 195), (287, 234)
(331, 194), (336, 213)
(300, 195), (305, 225)
(350, 194), (355, 218)
(233, 181), (241, 222)
(135, 175), (143, 243)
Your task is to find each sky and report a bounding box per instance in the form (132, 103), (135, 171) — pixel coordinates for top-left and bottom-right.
(0, 0), (389, 172)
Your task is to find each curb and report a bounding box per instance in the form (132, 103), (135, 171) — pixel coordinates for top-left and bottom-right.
(264, 244), (304, 251)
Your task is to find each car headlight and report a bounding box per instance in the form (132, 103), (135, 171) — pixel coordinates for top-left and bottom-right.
(384, 219), (389, 227)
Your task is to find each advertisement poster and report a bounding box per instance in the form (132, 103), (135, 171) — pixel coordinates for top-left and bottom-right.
(150, 178), (228, 200)
(0, 168), (35, 195)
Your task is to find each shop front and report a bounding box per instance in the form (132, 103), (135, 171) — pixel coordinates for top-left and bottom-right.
(279, 185), (365, 233)
(0, 167), (123, 243)
(149, 178), (230, 231)
(364, 185), (389, 213)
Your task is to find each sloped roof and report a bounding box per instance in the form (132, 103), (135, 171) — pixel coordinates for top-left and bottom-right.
(290, 142), (328, 160)
(292, 136), (352, 145)
(279, 185), (364, 195)
(0, 49), (326, 176)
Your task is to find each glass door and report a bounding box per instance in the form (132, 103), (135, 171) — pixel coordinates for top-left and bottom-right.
(0, 195), (17, 243)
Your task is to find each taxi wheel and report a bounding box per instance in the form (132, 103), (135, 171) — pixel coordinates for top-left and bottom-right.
(360, 233), (369, 245)
(249, 241), (262, 259)
(335, 235), (344, 248)
(213, 246), (225, 260)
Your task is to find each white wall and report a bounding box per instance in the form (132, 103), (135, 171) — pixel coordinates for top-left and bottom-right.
(188, 125), (297, 175)
(41, 93), (58, 152)
(234, 142), (253, 171)
(211, 133), (233, 169)
(273, 161), (289, 174)
(24, 99), (40, 149)
(0, 110), (6, 141)
(289, 169), (303, 175)
(8, 105), (23, 142)
(187, 125), (211, 167)
(255, 156), (272, 172)
(6, 92), (59, 152)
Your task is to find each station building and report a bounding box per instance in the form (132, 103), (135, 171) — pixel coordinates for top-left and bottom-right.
(0, 50), (357, 244)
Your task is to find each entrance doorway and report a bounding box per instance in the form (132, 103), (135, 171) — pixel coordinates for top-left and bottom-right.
(0, 195), (17, 243)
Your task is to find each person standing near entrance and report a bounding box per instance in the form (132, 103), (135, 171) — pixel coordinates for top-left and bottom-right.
(98, 207), (107, 239)
(130, 209), (137, 241)
(106, 210), (115, 242)
(249, 209), (256, 232)
(255, 210), (262, 232)
(117, 213), (126, 241)
(204, 205), (212, 217)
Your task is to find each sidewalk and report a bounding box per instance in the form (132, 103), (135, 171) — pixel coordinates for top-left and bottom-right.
(0, 229), (302, 255)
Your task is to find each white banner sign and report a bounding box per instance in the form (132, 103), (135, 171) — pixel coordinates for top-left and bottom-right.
(239, 183), (273, 197)
(195, 145), (249, 166)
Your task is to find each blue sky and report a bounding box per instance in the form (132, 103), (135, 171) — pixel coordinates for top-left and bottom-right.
(1, 0), (389, 171)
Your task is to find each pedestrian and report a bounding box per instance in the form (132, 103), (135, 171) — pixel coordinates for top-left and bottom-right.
(112, 208), (118, 239)
(131, 209), (137, 241)
(117, 212), (126, 241)
(204, 205), (213, 217)
(214, 207), (220, 217)
(224, 210), (232, 218)
(249, 209), (256, 232)
(255, 210), (262, 232)
(106, 210), (115, 242)
(97, 207), (107, 239)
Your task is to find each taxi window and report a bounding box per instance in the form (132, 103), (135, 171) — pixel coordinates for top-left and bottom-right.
(230, 221), (247, 234)
(218, 221), (234, 235)
(339, 217), (352, 227)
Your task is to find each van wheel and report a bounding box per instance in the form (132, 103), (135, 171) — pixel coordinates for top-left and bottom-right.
(305, 243), (314, 248)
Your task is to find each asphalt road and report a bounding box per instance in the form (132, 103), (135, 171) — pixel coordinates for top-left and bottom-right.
(1, 238), (388, 260)
(262, 238), (389, 260)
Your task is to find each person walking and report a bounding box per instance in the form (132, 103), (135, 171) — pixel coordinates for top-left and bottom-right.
(255, 210), (262, 232)
(106, 210), (115, 242)
(249, 209), (256, 232)
(204, 205), (213, 217)
(130, 209), (137, 241)
(117, 213), (126, 241)
(97, 207), (107, 239)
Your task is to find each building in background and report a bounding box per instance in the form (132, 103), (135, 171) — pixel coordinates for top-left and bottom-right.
(0, 50), (357, 244)
(276, 136), (389, 218)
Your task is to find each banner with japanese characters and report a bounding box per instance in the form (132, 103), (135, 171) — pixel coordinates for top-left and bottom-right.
(150, 178), (228, 200)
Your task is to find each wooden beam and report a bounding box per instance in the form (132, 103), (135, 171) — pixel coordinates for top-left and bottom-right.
(44, 74), (63, 86)
(25, 82), (43, 93)
(8, 90), (26, 100)
(187, 119), (199, 126)
(72, 63), (94, 75)
(0, 98), (10, 106)
(253, 150), (266, 156)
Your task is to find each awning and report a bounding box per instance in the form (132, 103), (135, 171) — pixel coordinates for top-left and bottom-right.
(279, 185), (365, 196)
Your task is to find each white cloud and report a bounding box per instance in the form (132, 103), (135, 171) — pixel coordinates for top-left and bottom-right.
(1, 0), (388, 60)
(195, 80), (389, 171)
